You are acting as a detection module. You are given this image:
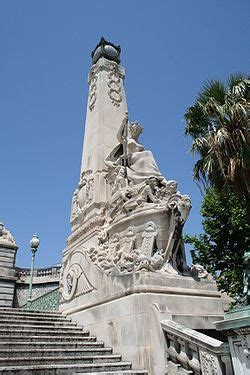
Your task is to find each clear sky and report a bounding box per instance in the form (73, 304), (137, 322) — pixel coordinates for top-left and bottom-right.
(1, 0), (249, 268)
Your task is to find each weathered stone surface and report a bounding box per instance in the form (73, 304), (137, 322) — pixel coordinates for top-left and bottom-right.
(60, 41), (225, 375)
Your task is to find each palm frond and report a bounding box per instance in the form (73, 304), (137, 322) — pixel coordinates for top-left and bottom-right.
(198, 80), (226, 105)
(184, 73), (249, 196)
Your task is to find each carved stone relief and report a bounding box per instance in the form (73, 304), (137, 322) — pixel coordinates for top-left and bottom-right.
(88, 66), (98, 111)
(86, 221), (183, 275)
(70, 171), (95, 223)
(141, 222), (157, 257)
(61, 250), (96, 302)
(200, 351), (220, 375)
(107, 62), (122, 107)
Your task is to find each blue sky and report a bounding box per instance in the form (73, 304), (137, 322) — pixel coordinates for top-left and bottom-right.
(1, 0), (249, 268)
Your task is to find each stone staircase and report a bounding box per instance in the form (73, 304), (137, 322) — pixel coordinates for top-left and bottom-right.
(0, 308), (147, 375)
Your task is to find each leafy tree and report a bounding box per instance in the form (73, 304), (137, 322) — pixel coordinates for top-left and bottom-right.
(184, 74), (249, 298)
(185, 187), (247, 297)
(184, 74), (249, 197)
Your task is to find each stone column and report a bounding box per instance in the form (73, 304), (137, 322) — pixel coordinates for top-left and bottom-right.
(0, 223), (18, 307)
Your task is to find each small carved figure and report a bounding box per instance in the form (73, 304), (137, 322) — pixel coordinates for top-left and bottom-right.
(86, 178), (94, 203)
(78, 178), (87, 209)
(0, 223), (15, 244)
(191, 264), (209, 279)
(66, 272), (73, 294)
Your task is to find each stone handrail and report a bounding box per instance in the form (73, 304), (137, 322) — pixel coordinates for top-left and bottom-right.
(15, 265), (61, 278)
(161, 320), (233, 375)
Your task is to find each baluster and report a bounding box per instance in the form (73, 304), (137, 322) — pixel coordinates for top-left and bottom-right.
(176, 338), (190, 369)
(166, 333), (179, 362)
(188, 343), (201, 374)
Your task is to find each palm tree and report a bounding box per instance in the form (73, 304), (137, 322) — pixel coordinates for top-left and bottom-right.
(184, 74), (249, 197)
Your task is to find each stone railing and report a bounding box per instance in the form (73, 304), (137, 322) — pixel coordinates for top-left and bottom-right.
(22, 287), (60, 311)
(15, 265), (61, 278)
(161, 320), (233, 375)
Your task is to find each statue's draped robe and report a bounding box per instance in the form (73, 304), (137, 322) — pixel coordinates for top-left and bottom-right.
(106, 137), (164, 185)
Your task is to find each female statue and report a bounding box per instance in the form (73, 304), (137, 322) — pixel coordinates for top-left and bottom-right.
(105, 113), (166, 185)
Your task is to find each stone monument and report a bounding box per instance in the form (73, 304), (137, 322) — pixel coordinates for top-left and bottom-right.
(0, 222), (18, 307)
(60, 38), (225, 374)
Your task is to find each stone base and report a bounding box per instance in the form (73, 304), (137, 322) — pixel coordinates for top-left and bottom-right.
(61, 267), (224, 375)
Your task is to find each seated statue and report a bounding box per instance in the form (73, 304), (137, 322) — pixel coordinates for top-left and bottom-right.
(105, 113), (167, 186)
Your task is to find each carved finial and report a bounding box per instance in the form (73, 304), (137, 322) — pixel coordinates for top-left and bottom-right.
(91, 37), (121, 65)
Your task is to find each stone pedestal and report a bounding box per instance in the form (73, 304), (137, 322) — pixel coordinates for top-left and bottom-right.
(0, 223), (18, 307)
(60, 245), (224, 374)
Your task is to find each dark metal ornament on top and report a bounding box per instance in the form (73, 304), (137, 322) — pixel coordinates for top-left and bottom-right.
(92, 37), (121, 65)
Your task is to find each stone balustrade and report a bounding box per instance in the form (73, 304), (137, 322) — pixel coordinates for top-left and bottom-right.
(161, 320), (233, 375)
(14, 265), (61, 308)
(15, 265), (61, 278)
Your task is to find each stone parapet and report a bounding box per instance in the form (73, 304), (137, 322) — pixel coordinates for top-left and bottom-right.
(161, 320), (233, 374)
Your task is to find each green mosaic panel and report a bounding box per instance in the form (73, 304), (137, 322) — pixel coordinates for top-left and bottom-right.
(22, 287), (60, 311)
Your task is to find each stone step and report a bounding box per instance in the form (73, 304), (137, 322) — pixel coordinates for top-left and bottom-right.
(0, 328), (90, 336)
(75, 372), (148, 375)
(0, 347), (113, 358)
(0, 361), (132, 375)
(0, 323), (83, 331)
(0, 354), (122, 366)
(0, 308), (62, 318)
(0, 341), (105, 349)
(0, 310), (66, 322)
(0, 316), (76, 325)
(0, 335), (96, 343)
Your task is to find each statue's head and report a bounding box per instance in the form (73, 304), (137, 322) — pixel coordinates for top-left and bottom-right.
(129, 121), (144, 139)
(147, 176), (159, 188)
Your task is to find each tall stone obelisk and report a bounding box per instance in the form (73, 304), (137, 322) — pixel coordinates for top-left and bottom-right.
(70, 38), (128, 232)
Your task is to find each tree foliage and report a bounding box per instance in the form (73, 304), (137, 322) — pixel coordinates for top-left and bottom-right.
(184, 74), (249, 298)
(185, 187), (247, 297)
(184, 74), (249, 196)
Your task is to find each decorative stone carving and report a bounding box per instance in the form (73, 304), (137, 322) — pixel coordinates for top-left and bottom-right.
(70, 112), (192, 277)
(70, 171), (95, 224)
(200, 351), (220, 375)
(0, 222), (16, 246)
(107, 61), (122, 107)
(141, 222), (157, 257)
(68, 216), (105, 245)
(191, 264), (214, 281)
(86, 177), (94, 204)
(88, 65), (98, 111)
(70, 189), (80, 222)
(61, 251), (96, 302)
